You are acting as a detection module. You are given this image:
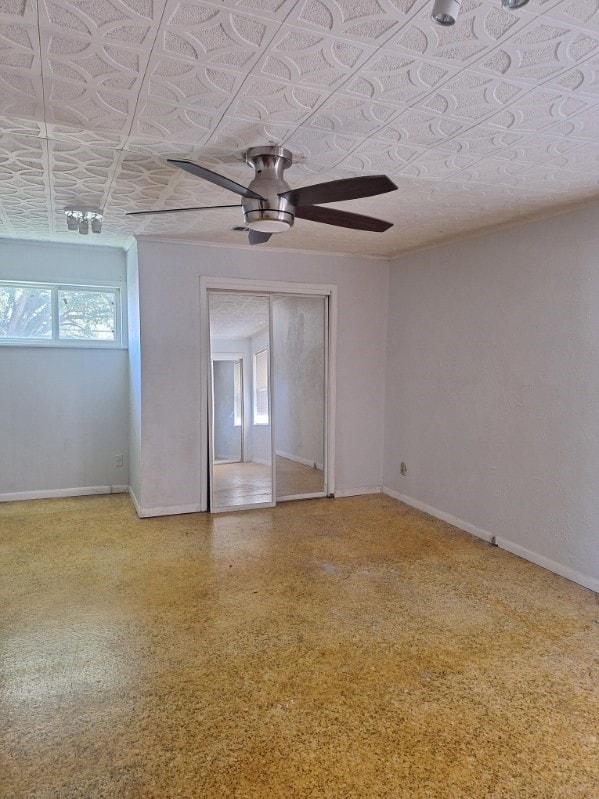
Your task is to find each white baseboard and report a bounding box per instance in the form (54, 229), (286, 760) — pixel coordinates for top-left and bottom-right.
(128, 486), (142, 516)
(383, 487), (598, 593)
(494, 536), (598, 594)
(335, 485), (382, 498)
(275, 450), (324, 471)
(252, 457), (271, 466)
(383, 487), (494, 543)
(131, 498), (205, 518)
(0, 485), (129, 503)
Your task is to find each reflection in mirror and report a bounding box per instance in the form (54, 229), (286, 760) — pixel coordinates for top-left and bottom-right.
(273, 295), (326, 499)
(209, 292), (273, 509)
(212, 359), (242, 463)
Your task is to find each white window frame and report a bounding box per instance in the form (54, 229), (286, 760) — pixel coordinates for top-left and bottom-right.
(253, 348), (269, 426)
(0, 280), (125, 348)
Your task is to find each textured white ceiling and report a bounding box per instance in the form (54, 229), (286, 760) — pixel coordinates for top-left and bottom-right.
(0, 0), (598, 257)
(209, 291), (268, 338)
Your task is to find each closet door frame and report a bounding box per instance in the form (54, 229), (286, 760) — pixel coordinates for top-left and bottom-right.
(199, 277), (337, 513)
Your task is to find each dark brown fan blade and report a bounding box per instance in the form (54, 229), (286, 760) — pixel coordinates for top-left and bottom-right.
(167, 159), (265, 200)
(248, 229), (272, 245)
(295, 205), (392, 232)
(280, 175), (397, 206)
(126, 204), (242, 216)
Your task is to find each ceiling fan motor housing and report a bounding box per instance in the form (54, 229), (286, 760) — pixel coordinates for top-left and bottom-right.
(243, 146), (295, 232)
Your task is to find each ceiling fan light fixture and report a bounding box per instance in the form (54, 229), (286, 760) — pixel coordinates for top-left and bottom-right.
(128, 150), (396, 245)
(431, 0), (462, 25)
(244, 205), (294, 234)
(246, 218), (290, 233)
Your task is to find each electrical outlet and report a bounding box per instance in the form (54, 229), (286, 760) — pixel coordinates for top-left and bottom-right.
(400, 462), (407, 476)
(115, 454), (123, 468)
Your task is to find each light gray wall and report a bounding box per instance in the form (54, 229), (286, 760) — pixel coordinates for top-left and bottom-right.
(133, 240), (389, 515)
(384, 205), (599, 592)
(0, 239), (129, 500)
(273, 296), (325, 468)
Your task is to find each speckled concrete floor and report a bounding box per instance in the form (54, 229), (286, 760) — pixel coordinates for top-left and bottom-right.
(1, 494), (597, 799)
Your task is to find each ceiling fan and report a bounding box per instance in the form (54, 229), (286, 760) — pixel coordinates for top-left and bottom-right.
(126, 146), (398, 245)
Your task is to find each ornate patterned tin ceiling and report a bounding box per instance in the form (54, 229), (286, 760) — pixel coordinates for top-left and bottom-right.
(0, 0), (598, 256)
(209, 291), (269, 338)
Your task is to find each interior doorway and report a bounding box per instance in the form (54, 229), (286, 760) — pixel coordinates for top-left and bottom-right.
(202, 280), (336, 513)
(211, 356), (243, 464)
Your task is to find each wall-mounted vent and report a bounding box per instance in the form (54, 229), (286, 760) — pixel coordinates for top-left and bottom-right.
(231, 225), (248, 232)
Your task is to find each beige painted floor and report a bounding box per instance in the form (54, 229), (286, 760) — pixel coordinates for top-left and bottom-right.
(213, 456), (324, 507)
(0, 493), (598, 798)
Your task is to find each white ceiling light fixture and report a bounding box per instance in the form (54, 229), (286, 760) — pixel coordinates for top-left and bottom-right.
(64, 209), (103, 235)
(431, 0), (462, 26)
(432, 0), (528, 25)
(65, 212), (78, 231)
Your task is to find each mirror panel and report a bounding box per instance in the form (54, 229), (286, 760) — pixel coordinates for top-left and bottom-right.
(272, 295), (327, 499)
(208, 292), (273, 510)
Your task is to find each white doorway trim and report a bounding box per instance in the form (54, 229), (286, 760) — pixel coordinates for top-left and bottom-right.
(199, 277), (337, 512)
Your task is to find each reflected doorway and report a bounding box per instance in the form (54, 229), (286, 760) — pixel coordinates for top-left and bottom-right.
(212, 357), (243, 464)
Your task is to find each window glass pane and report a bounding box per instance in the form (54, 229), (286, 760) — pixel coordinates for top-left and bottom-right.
(254, 349), (269, 424)
(58, 289), (116, 341)
(0, 285), (52, 339)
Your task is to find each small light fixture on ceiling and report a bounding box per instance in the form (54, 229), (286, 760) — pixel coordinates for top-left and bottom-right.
(66, 213), (79, 231)
(431, 0), (462, 25)
(64, 208), (103, 235)
(432, 0), (528, 25)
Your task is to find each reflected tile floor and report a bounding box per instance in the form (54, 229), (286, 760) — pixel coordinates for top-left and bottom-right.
(213, 461), (273, 507)
(0, 494), (598, 798)
(213, 457), (324, 507)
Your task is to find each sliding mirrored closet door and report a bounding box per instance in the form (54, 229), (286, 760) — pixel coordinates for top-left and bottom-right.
(207, 289), (329, 512)
(208, 292), (274, 511)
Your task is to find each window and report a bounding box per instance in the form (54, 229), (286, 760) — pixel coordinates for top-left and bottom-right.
(253, 348), (269, 425)
(233, 359), (242, 427)
(0, 285), (52, 339)
(0, 282), (122, 346)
